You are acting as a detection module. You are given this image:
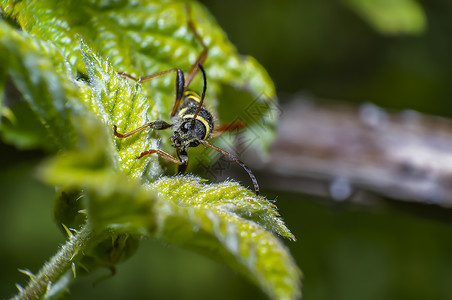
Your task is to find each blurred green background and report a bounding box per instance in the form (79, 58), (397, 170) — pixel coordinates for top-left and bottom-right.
(2, 0), (452, 299)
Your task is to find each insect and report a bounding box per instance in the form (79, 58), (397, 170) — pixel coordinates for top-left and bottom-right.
(113, 7), (260, 195)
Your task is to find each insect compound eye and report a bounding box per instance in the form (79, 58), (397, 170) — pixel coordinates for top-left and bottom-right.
(182, 121), (192, 132)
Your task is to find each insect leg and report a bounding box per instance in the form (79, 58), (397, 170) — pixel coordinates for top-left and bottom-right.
(184, 51), (208, 89)
(119, 2), (207, 87)
(113, 120), (171, 138)
(184, 3), (209, 88)
(176, 149), (189, 174)
(117, 69), (185, 117)
(210, 122), (247, 138)
(199, 140), (260, 195)
(136, 149), (187, 167)
(214, 122), (246, 132)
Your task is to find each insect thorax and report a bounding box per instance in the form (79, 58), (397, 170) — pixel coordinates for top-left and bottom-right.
(170, 92), (214, 149)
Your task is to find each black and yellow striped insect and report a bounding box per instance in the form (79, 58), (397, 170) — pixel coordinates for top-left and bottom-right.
(113, 7), (259, 195)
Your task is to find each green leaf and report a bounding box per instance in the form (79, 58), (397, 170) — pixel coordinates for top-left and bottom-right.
(0, 19), (80, 149)
(0, 101), (56, 150)
(343, 0), (427, 35)
(3, 0), (277, 154)
(37, 92), (300, 297)
(151, 176), (301, 299)
(151, 176), (295, 240)
(39, 149), (301, 299)
(80, 44), (162, 181)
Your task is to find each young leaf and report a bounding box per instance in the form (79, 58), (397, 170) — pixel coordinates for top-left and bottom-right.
(151, 176), (295, 240)
(151, 176), (301, 300)
(2, 0), (277, 153)
(39, 148), (302, 299)
(80, 44), (162, 181)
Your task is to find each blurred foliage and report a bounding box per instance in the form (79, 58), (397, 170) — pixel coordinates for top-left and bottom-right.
(199, 1), (452, 300)
(343, 0), (426, 35)
(203, 0), (452, 117)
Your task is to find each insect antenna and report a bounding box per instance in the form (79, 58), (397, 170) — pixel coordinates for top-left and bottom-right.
(191, 63), (207, 129)
(184, 3), (208, 88)
(199, 140), (260, 195)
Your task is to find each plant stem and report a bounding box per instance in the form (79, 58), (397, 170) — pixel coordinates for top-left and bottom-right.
(11, 224), (93, 300)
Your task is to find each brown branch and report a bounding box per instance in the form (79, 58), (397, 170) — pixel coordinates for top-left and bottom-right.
(244, 98), (452, 208)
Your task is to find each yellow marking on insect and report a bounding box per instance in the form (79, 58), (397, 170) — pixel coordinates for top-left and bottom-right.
(184, 91), (201, 103)
(177, 107), (189, 117)
(183, 114), (211, 140)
